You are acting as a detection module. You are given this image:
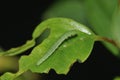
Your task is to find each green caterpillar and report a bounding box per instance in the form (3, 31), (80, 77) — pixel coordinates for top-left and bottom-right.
(36, 30), (77, 65)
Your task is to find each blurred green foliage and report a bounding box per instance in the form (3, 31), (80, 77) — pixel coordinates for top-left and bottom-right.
(43, 0), (120, 56)
(114, 76), (120, 80)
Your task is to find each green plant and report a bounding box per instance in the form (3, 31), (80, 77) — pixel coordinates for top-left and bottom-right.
(0, 0), (120, 80)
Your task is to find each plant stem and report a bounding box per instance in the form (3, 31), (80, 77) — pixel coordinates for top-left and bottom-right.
(95, 36), (120, 49)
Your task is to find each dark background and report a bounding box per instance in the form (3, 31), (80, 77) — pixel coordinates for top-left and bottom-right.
(0, 0), (120, 80)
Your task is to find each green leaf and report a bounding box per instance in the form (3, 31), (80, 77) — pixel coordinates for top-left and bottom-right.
(0, 72), (16, 80)
(0, 71), (40, 80)
(0, 40), (35, 56)
(19, 18), (96, 74)
(85, 0), (119, 56)
(0, 18), (96, 80)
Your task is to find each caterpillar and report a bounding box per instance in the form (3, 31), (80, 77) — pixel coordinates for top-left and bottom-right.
(36, 30), (77, 65)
